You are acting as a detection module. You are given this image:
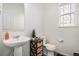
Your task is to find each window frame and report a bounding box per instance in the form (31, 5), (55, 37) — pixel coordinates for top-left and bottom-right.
(58, 3), (77, 28)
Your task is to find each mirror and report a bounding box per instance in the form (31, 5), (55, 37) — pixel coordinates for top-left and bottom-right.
(2, 3), (24, 31)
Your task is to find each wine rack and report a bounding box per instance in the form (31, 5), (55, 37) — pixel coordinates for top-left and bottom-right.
(30, 38), (43, 56)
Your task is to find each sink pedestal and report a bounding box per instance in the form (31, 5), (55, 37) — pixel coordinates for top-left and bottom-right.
(3, 36), (31, 56)
(14, 47), (22, 56)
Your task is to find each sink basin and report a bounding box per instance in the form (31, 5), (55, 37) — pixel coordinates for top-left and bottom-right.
(3, 35), (31, 56)
(3, 36), (31, 47)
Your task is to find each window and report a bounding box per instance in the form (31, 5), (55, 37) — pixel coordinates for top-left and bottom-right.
(59, 3), (75, 27)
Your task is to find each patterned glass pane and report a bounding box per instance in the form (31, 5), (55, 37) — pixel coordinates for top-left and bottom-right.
(60, 16), (64, 24)
(64, 15), (70, 24)
(63, 4), (70, 14)
(71, 4), (75, 12)
(60, 6), (64, 15)
(71, 14), (74, 24)
(59, 3), (75, 26)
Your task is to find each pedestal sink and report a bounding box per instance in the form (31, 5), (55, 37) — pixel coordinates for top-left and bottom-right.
(3, 36), (31, 56)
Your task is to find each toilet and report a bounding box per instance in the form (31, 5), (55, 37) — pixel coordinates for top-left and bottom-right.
(41, 36), (56, 56)
(44, 44), (56, 56)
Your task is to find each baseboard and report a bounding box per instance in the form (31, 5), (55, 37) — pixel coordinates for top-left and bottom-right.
(55, 51), (71, 56)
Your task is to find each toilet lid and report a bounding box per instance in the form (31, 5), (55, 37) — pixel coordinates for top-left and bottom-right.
(44, 44), (56, 51)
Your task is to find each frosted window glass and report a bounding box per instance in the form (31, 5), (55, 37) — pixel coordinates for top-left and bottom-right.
(64, 15), (70, 24)
(60, 6), (64, 15)
(63, 4), (70, 14)
(71, 14), (74, 24)
(59, 3), (75, 26)
(71, 4), (75, 12)
(60, 16), (63, 24)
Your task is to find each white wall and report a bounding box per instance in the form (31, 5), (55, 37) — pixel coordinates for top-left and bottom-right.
(3, 3), (24, 31)
(43, 3), (79, 56)
(24, 3), (44, 37)
(0, 3), (25, 56)
(0, 3), (44, 56)
(0, 3), (79, 56)
(0, 3), (14, 56)
(22, 3), (44, 56)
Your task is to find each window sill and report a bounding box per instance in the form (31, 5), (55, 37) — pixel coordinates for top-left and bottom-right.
(58, 25), (79, 28)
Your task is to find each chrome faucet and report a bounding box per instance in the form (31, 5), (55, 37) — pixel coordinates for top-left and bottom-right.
(13, 35), (20, 38)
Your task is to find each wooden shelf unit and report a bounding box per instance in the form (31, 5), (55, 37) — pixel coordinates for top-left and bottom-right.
(30, 38), (43, 56)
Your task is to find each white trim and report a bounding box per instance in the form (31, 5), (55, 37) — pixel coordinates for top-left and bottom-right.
(57, 25), (79, 28)
(55, 50), (72, 56)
